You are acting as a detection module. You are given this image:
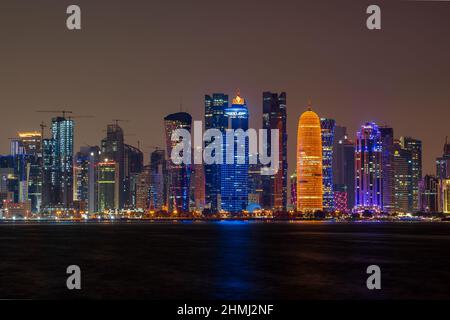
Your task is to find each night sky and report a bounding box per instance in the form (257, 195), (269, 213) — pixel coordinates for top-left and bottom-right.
(1, 0), (450, 174)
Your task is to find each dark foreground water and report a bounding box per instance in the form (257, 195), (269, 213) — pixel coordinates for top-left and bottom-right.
(0, 221), (449, 299)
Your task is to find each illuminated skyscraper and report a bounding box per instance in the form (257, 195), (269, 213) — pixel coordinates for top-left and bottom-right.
(320, 118), (335, 212)
(10, 131), (42, 212)
(74, 146), (100, 213)
(332, 126), (355, 211)
(41, 138), (55, 209)
(101, 123), (125, 208)
(442, 179), (450, 214)
(97, 160), (119, 212)
(124, 144), (144, 208)
(191, 164), (205, 211)
(400, 136), (422, 212)
(393, 140), (412, 213)
(204, 93), (228, 212)
(419, 175), (439, 213)
(135, 165), (151, 210)
(380, 126), (395, 213)
(262, 92), (288, 212)
(221, 92), (249, 213)
(149, 149), (167, 211)
(296, 107), (323, 213)
(51, 117), (74, 209)
(354, 122), (382, 213)
(436, 138), (450, 180)
(164, 112), (192, 213)
(290, 172), (297, 209)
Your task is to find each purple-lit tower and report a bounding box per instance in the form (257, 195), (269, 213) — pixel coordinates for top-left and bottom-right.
(354, 122), (383, 213)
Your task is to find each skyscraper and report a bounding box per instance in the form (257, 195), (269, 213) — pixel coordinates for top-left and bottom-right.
(10, 131), (42, 212)
(400, 136), (422, 212)
(332, 126), (355, 211)
(354, 122), (382, 213)
(124, 144), (144, 208)
(164, 112), (192, 213)
(73, 146), (100, 213)
(296, 107), (323, 213)
(41, 138), (55, 209)
(379, 126), (395, 213)
(192, 164), (205, 211)
(135, 165), (151, 211)
(101, 123), (125, 208)
(332, 125), (347, 187)
(290, 172), (297, 209)
(149, 149), (167, 211)
(419, 175), (439, 213)
(51, 116), (74, 209)
(204, 93), (228, 212)
(320, 118), (335, 212)
(221, 92), (249, 213)
(262, 92), (288, 212)
(442, 179), (450, 214)
(436, 138), (450, 180)
(393, 140), (413, 213)
(97, 160), (119, 212)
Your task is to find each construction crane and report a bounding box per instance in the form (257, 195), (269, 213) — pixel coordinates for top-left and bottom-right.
(112, 119), (130, 126)
(67, 115), (95, 120)
(36, 110), (73, 118)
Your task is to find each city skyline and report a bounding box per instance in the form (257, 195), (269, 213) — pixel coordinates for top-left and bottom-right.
(2, 0), (450, 176)
(1, 91), (450, 213)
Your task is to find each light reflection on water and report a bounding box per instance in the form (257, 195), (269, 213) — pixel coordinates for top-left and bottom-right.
(0, 222), (449, 299)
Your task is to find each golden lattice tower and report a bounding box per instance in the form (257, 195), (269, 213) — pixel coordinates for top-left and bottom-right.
(296, 105), (323, 212)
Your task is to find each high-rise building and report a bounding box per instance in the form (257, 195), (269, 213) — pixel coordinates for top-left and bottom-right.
(124, 144), (144, 208)
(101, 124), (125, 208)
(135, 165), (151, 211)
(393, 141), (413, 213)
(164, 112), (192, 213)
(400, 136), (422, 212)
(73, 146), (100, 213)
(354, 122), (382, 213)
(296, 107), (323, 213)
(221, 93), (249, 213)
(191, 164), (205, 211)
(419, 175), (439, 213)
(290, 172), (297, 209)
(204, 93), (228, 212)
(332, 127), (355, 211)
(51, 117), (74, 209)
(332, 125), (347, 187)
(436, 138), (450, 179)
(442, 179), (450, 214)
(262, 92), (288, 212)
(149, 149), (167, 211)
(97, 160), (119, 212)
(248, 163), (263, 208)
(320, 118), (335, 212)
(41, 138), (55, 209)
(379, 126), (395, 213)
(10, 131), (42, 212)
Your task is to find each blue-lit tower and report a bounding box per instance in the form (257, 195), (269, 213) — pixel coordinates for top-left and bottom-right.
(320, 118), (335, 212)
(204, 93), (229, 213)
(221, 92), (249, 213)
(51, 116), (74, 209)
(354, 122), (383, 213)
